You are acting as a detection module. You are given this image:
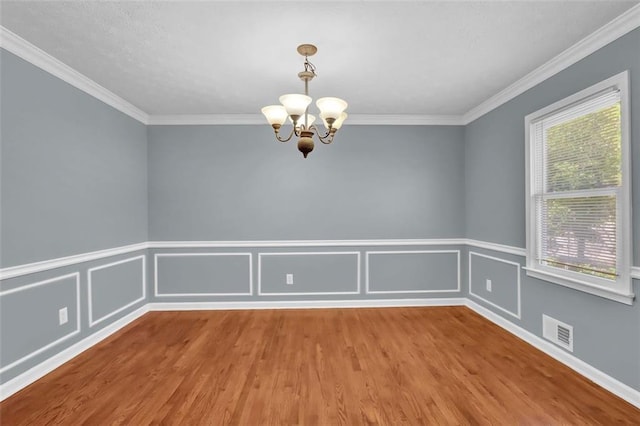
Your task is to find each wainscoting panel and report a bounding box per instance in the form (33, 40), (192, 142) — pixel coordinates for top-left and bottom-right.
(88, 255), (146, 327)
(366, 250), (460, 294)
(258, 252), (360, 296)
(0, 273), (80, 374)
(154, 253), (252, 297)
(468, 251), (521, 319)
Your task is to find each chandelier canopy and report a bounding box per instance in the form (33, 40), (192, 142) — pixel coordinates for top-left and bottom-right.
(261, 44), (348, 158)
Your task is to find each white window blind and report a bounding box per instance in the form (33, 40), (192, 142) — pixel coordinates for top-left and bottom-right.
(532, 89), (621, 280)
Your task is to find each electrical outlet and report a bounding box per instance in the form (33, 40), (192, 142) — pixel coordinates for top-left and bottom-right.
(486, 279), (492, 292)
(286, 274), (294, 285)
(59, 307), (68, 325)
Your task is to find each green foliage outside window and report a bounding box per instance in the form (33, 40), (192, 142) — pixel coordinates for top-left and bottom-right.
(542, 104), (621, 279)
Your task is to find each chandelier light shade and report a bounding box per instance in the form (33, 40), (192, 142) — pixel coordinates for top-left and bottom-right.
(260, 105), (288, 126)
(279, 94), (312, 117)
(321, 112), (347, 130)
(316, 97), (348, 121)
(261, 44), (348, 158)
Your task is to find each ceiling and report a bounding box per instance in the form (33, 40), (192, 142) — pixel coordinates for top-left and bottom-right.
(1, 1), (638, 119)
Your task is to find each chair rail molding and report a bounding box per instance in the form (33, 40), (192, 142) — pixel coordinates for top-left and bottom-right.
(0, 243), (149, 281)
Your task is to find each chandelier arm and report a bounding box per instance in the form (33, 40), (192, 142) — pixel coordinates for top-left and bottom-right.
(309, 124), (329, 138)
(309, 125), (336, 144)
(275, 127), (295, 143)
(317, 132), (335, 145)
(319, 135), (334, 145)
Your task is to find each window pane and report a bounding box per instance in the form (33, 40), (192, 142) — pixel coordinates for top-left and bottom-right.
(539, 195), (616, 279)
(544, 103), (621, 192)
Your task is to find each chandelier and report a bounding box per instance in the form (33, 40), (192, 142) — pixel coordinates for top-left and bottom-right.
(261, 44), (348, 158)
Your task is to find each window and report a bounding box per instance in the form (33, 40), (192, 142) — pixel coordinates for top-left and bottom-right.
(525, 71), (633, 304)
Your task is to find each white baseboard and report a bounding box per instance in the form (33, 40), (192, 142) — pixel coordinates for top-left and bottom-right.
(465, 300), (640, 409)
(148, 298), (467, 311)
(0, 305), (148, 401)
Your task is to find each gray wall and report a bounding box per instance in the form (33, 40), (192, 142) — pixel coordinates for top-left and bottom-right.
(0, 49), (149, 384)
(0, 251), (148, 383)
(148, 125), (465, 241)
(464, 29), (640, 390)
(155, 252), (252, 296)
(0, 49), (148, 267)
(260, 252), (360, 295)
(465, 28), (640, 259)
(147, 125), (466, 306)
(88, 255), (146, 326)
(367, 250), (459, 293)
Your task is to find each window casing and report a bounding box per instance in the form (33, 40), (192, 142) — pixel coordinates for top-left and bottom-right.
(525, 71), (633, 304)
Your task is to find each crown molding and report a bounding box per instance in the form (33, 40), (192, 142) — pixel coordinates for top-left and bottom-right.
(0, 26), (149, 124)
(147, 114), (263, 126)
(462, 4), (640, 125)
(346, 114), (464, 126)
(147, 113), (465, 126)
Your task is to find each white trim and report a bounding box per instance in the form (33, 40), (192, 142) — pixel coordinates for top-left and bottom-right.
(87, 255), (146, 327)
(466, 300), (640, 409)
(0, 273), (81, 374)
(0, 239), (631, 282)
(148, 238), (465, 249)
(365, 250), (461, 294)
(631, 267), (640, 280)
(339, 114), (464, 126)
(148, 298), (467, 311)
(147, 114), (465, 126)
(524, 71), (634, 305)
(0, 26), (148, 124)
(148, 114), (268, 126)
(0, 242), (148, 280)
(257, 251), (361, 296)
(153, 252), (253, 297)
(523, 267), (635, 305)
(468, 251), (522, 319)
(0, 240), (463, 280)
(466, 239), (526, 257)
(0, 305), (148, 402)
(463, 4), (640, 124)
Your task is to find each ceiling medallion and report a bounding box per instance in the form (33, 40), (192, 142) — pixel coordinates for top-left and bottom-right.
(261, 44), (348, 158)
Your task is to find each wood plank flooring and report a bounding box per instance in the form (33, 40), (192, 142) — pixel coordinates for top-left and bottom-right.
(1, 307), (638, 425)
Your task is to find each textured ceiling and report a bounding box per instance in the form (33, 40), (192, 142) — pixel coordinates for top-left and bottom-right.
(0, 1), (637, 116)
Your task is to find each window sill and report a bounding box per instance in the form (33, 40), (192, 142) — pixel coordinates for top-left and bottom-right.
(523, 267), (635, 305)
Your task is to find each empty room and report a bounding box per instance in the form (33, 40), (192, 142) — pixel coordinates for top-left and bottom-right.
(1, 1), (639, 424)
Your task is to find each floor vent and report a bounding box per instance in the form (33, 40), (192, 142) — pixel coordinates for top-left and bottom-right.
(542, 315), (573, 352)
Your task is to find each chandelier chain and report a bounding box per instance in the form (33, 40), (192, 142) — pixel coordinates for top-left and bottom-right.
(303, 57), (317, 77)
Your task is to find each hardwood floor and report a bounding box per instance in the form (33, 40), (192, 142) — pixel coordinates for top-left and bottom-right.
(1, 307), (638, 425)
